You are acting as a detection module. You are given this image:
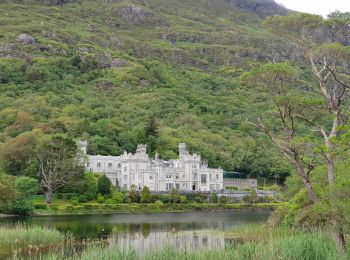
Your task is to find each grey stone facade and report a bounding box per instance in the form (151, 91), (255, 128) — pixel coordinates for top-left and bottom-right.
(80, 142), (224, 192)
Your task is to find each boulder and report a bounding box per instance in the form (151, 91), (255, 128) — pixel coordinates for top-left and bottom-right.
(111, 58), (129, 67)
(16, 34), (35, 44)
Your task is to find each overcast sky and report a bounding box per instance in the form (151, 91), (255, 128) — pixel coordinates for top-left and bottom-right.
(276, 0), (349, 17)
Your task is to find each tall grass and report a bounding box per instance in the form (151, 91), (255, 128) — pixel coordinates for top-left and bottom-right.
(44, 227), (346, 260)
(0, 224), (64, 254)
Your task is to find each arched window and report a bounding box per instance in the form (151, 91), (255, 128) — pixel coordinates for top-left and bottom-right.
(97, 162), (101, 167)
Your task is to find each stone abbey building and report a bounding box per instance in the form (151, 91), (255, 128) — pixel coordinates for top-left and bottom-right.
(80, 142), (223, 192)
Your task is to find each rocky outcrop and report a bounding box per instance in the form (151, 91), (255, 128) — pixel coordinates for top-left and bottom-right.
(117, 5), (156, 25)
(111, 58), (129, 67)
(16, 34), (36, 44)
(228, 0), (289, 17)
(42, 0), (80, 5)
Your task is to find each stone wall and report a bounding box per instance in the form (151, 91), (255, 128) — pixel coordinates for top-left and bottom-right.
(224, 178), (257, 190)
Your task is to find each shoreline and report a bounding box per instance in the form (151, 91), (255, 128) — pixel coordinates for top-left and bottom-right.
(29, 202), (281, 217)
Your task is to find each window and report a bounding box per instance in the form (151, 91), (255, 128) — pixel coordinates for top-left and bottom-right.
(176, 184), (180, 189)
(97, 162), (101, 167)
(86, 162), (90, 167)
(124, 167), (127, 172)
(175, 175), (179, 179)
(118, 163), (121, 169)
(150, 175), (153, 180)
(183, 174), (186, 179)
(193, 173), (198, 180)
(216, 184), (220, 190)
(201, 174), (207, 184)
(124, 175), (127, 181)
(108, 163), (112, 168)
(216, 174), (219, 180)
(192, 165), (197, 169)
(183, 183), (187, 188)
(210, 184), (215, 190)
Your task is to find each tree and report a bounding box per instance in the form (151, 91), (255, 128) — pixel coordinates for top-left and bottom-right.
(144, 116), (159, 155)
(169, 188), (181, 204)
(242, 62), (319, 203)
(81, 172), (98, 200)
(1, 131), (37, 176)
(15, 176), (38, 197)
(36, 134), (84, 205)
(0, 174), (16, 211)
(265, 12), (350, 253)
(140, 186), (152, 203)
(128, 185), (140, 203)
(98, 175), (112, 195)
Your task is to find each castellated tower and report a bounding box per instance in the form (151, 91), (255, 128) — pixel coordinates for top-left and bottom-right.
(79, 140), (88, 155)
(136, 144), (147, 154)
(179, 143), (187, 156)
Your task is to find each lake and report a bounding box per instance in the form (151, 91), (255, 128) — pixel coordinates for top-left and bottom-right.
(1, 210), (270, 253)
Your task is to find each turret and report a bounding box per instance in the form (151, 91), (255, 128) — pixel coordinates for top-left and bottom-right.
(79, 140), (88, 155)
(179, 143), (187, 155)
(136, 144), (147, 155)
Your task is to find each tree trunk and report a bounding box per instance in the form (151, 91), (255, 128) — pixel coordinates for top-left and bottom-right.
(45, 190), (52, 206)
(295, 158), (317, 203)
(325, 146), (346, 254)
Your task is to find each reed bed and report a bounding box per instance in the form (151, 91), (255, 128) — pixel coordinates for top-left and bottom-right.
(43, 227), (346, 260)
(0, 224), (64, 254)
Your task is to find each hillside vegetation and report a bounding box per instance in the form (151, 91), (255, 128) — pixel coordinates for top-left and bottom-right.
(0, 0), (292, 179)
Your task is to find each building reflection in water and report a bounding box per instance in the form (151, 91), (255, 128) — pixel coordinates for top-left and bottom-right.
(105, 229), (226, 253)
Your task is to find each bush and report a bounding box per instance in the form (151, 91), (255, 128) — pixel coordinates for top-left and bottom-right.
(154, 200), (164, 207)
(111, 192), (124, 204)
(78, 194), (88, 203)
(34, 203), (48, 209)
(7, 196), (33, 215)
(179, 195), (187, 204)
(219, 196), (229, 205)
(211, 193), (218, 203)
(97, 194), (105, 203)
(98, 175), (112, 195)
(140, 186), (152, 203)
(243, 190), (259, 204)
(160, 195), (169, 204)
(70, 197), (79, 206)
(56, 193), (63, 199)
(66, 193), (74, 200)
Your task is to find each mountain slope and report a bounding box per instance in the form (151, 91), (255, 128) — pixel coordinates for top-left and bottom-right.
(0, 0), (291, 179)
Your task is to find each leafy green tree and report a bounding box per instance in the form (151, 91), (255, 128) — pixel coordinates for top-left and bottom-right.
(140, 186), (152, 203)
(15, 176), (38, 197)
(81, 172), (98, 200)
(169, 188), (181, 204)
(98, 175), (112, 195)
(144, 116), (159, 155)
(36, 134), (84, 205)
(265, 12), (350, 252)
(7, 196), (34, 215)
(211, 193), (218, 204)
(0, 174), (16, 211)
(242, 62), (318, 203)
(128, 185), (140, 203)
(111, 191), (124, 204)
(1, 131), (37, 176)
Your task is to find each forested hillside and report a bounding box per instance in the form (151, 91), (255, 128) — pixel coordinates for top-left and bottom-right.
(0, 0), (293, 180)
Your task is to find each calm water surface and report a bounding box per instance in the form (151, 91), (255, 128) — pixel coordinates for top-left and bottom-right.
(1, 210), (270, 253)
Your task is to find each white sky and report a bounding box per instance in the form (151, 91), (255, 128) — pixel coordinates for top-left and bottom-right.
(276, 0), (349, 17)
